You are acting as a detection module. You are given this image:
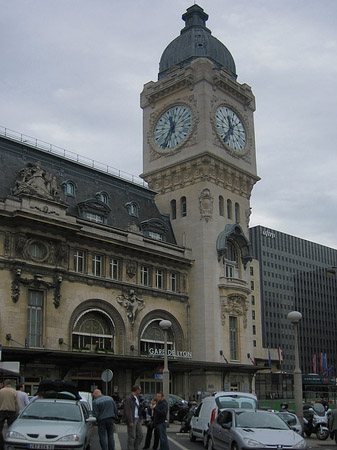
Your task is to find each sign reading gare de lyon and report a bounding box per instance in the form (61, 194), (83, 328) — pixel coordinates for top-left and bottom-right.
(148, 348), (192, 358)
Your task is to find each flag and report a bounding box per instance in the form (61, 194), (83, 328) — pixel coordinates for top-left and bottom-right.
(268, 348), (271, 369)
(329, 365), (334, 377)
(312, 354), (317, 374)
(320, 353), (324, 374)
(323, 353), (328, 375)
(277, 347), (283, 364)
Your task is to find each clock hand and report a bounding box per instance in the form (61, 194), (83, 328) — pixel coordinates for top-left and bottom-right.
(163, 128), (173, 149)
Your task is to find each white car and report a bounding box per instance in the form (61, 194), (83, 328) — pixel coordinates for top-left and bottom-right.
(190, 391), (258, 447)
(5, 380), (96, 450)
(207, 408), (307, 450)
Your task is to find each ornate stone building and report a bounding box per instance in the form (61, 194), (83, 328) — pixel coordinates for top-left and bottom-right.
(0, 4), (261, 397)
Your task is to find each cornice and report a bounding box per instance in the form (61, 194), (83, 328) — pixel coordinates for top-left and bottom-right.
(144, 153), (260, 199)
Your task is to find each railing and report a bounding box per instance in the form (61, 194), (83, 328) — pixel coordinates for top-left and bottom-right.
(0, 125), (148, 188)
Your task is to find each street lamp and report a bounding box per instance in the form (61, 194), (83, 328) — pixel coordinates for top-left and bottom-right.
(287, 311), (303, 425)
(159, 319), (172, 403)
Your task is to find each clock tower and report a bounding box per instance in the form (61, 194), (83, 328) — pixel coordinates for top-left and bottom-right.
(141, 4), (260, 390)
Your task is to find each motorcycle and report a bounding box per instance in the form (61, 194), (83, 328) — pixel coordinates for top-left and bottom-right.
(179, 403), (197, 433)
(303, 402), (329, 440)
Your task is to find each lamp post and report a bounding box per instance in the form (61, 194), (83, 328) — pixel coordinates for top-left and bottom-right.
(287, 311), (303, 425)
(159, 319), (172, 403)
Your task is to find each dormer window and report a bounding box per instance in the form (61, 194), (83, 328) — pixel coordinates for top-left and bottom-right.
(63, 180), (76, 196)
(125, 201), (139, 217)
(96, 191), (110, 204)
(77, 198), (111, 225)
(141, 218), (168, 242)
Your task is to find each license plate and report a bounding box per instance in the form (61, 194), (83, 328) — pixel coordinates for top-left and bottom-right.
(28, 445), (54, 449)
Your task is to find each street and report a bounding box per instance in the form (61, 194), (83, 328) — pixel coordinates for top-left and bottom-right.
(90, 423), (337, 450)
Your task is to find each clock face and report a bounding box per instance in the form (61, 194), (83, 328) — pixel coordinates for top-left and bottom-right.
(154, 105), (192, 150)
(215, 106), (246, 152)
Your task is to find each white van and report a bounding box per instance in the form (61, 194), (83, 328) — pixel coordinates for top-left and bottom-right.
(189, 391), (257, 447)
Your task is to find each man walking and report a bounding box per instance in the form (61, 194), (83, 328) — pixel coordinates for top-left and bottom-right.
(124, 385), (143, 450)
(153, 392), (169, 450)
(0, 379), (19, 450)
(93, 389), (117, 450)
(16, 383), (29, 412)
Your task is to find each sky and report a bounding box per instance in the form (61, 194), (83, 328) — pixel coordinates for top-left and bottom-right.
(1, 0), (337, 249)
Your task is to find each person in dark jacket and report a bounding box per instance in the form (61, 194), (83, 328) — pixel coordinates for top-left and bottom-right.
(143, 397), (159, 449)
(153, 392), (169, 450)
(123, 385), (143, 450)
(93, 389), (117, 450)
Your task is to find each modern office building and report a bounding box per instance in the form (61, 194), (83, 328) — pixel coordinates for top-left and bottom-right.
(250, 225), (337, 377)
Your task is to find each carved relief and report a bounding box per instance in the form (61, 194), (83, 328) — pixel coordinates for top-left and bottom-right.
(14, 235), (68, 267)
(12, 161), (61, 202)
(4, 232), (10, 254)
(117, 289), (145, 327)
(221, 294), (248, 328)
(11, 267), (63, 308)
(199, 188), (213, 222)
(245, 207), (252, 228)
(146, 156), (257, 198)
(126, 260), (137, 279)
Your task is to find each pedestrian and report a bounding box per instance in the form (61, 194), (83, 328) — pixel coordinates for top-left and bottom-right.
(16, 383), (29, 412)
(124, 384), (144, 450)
(153, 392), (169, 450)
(143, 398), (159, 449)
(0, 379), (19, 450)
(93, 389), (117, 450)
(329, 405), (337, 443)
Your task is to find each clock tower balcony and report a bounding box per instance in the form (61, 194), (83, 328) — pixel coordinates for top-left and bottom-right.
(218, 275), (251, 295)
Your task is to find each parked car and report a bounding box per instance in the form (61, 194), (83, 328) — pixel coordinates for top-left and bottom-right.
(206, 408), (307, 450)
(190, 391), (258, 447)
(275, 410), (303, 435)
(5, 380), (96, 450)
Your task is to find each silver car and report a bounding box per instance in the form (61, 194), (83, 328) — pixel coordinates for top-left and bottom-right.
(207, 409), (307, 450)
(5, 398), (96, 450)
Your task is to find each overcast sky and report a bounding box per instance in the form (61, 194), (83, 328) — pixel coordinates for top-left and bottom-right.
(1, 0), (337, 249)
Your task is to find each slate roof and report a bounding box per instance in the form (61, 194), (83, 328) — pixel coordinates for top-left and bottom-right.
(0, 134), (176, 244)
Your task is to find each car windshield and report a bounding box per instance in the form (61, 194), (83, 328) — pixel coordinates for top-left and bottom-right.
(217, 395), (257, 409)
(235, 411), (289, 430)
(21, 401), (82, 422)
(276, 412), (297, 426)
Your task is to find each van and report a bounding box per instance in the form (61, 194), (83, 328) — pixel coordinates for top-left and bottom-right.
(189, 391), (258, 447)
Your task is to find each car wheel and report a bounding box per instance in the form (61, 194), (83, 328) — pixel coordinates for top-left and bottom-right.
(207, 437), (214, 450)
(189, 429), (196, 442)
(203, 434), (208, 449)
(232, 443), (238, 450)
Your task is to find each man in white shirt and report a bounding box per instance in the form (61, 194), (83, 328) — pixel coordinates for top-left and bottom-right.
(16, 383), (29, 412)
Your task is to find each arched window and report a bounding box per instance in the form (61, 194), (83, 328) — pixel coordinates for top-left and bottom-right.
(227, 199), (232, 219)
(97, 191), (109, 204)
(170, 200), (176, 220)
(219, 196), (224, 216)
(64, 181), (76, 196)
(72, 309), (114, 352)
(181, 196), (187, 217)
(235, 202), (240, 223)
(125, 202), (139, 217)
(140, 319), (174, 356)
(224, 241), (239, 278)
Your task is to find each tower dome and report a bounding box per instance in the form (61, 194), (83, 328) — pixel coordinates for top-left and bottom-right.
(158, 4), (237, 80)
